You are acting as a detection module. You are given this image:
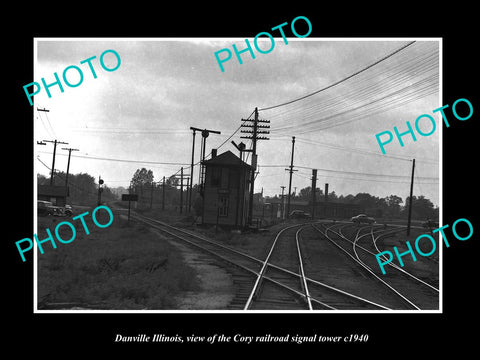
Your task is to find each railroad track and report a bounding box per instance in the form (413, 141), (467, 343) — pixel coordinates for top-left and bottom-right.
(130, 213), (261, 309)
(243, 223), (389, 311)
(131, 213), (390, 311)
(312, 222), (439, 310)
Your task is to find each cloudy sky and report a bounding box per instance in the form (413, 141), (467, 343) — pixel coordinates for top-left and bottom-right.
(33, 38), (440, 206)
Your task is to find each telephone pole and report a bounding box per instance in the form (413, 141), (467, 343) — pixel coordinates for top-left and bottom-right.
(241, 107), (270, 225)
(150, 181), (154, 209)
(61, 147), (79, 199)
(311, 169), (317, 220)
(180, 167), (184, 214)
(285, 136), (297, 218)
(280, 186), (286, 219)
(44, 139), (68, 185)
(188, 128), (197, 212)
(407, 159), (415, 236)
(162, 176), (166, 211)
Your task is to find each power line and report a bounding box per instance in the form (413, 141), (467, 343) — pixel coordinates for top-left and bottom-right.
(37, 107), (57, 139)
(260, 42), (439, 136)
(265, 44), (438, 122)
(37, 151), (190, 166)
(259, 163), (438, 181)
(271, 73), (438, 134)
(286, 136), (439, 164)
(259, 41), (416, 111)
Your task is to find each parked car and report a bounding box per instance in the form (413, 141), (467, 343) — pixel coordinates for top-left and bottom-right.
(422, 219), (439, 228)
(351, 214), (376, 224)
(37, 200), (55, 216)
(290, 210), (311, 219)
(64, 204), (73, 216)
(51, 206), (65, 216)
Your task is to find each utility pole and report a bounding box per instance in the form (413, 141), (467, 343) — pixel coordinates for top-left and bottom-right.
(188, 128), (197, 213)
(280, 186), (286, 220)
(285, 136), (297, 218)
(44, 139), (68, 185)
(61, 147), (79, 199)
(407, 159), (415, 236)
(180, 167), (184, 214)
(162, 176), (166, 211)
(241, 107), (270, 225)
(311, 169), (317, 220)
(150, 181), (154, 209)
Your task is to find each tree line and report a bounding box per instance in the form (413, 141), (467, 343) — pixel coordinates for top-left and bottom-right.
(269, 186), (438, 220)
(37, 172), (117, 205)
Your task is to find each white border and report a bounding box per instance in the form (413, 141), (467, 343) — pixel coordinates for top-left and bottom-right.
(33, 37), (442, 314)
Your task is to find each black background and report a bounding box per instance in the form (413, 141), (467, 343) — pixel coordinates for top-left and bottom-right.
(6, 4), (478, 355)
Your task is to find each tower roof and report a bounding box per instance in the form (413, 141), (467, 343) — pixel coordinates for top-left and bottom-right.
(202, 150), (252, 168)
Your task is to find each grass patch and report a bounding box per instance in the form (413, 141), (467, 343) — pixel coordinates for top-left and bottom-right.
(37, 211), (199, 310)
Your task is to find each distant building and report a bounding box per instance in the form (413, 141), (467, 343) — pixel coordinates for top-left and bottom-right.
(38, 185), (68, 207)
(266, 198), (363, 219)
(312, 201), (363, 218)
(201, 150), (252, 227)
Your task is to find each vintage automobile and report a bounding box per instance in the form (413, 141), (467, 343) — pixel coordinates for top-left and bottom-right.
(289, 210), (311, 219)
(422, 219), (439, 228)
(351, 214), (376, 224)
(37, 200), (55, 216)
(64, 204), (73, 216)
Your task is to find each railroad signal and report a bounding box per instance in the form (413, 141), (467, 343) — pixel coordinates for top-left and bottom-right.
(98, 176), (104, 205)
(190, 126), (221, 195)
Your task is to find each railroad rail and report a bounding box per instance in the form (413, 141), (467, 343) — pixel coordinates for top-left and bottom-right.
(312, 222), (439, 310)
(131, 213), (390, 310)
(244, 223), (390, 311)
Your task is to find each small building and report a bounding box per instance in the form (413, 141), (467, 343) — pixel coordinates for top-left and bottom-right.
(38, 185), (68, 207)
(201, 150), (252, 227)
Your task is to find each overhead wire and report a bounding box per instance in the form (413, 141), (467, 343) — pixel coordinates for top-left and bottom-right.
(270, 70), (438, 134)
(36, 107), (56, 139)
(37, 150), (190, 166)
(260, 41), (439, 135)
(258, 40), (417, 111)
(263, 42), (438, 122)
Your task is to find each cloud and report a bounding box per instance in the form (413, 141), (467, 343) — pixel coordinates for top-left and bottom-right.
(34, 38), (440, 205)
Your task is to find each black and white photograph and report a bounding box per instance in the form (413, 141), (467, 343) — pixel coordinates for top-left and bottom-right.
(32, 38), (441, 312)
(6, 6), (478, 354)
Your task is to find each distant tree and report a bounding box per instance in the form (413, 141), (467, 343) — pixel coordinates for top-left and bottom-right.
(36, 172), (97, 205)
(297, 186), (323, 201)
(338, 194), (355, 203)
(353, 193), (379, 209)
(326, 190), (338, 202)
(384, 194), (403, 217)
(166, 175), (179, 187)
(37, 174), (49, 185)
(298, 186), (312, 200)
(402, 195), (437, 219)
(131, 168), (154, 188)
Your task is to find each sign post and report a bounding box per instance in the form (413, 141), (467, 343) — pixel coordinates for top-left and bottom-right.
(122, 194), (138, 222)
